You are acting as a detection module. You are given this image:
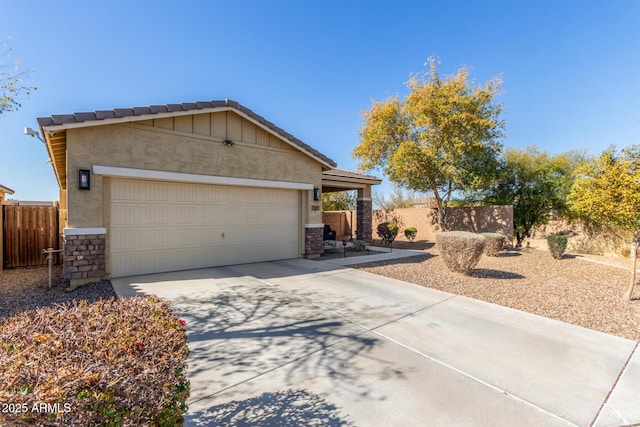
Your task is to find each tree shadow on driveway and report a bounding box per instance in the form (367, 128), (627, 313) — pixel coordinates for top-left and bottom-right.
(169, 280), (406, 416)
(185, 389), (355, 426)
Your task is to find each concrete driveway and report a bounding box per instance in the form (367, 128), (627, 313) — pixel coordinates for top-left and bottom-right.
(111, 259), (639, 427)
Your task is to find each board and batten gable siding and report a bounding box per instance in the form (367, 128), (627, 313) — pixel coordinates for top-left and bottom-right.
(64, 110), (324, 229)
(137, 111), (295, 151)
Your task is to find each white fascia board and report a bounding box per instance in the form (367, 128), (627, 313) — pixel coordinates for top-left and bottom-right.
(64, 227), (107, 236)
(92, 165), (314, 191)
(322, 175), (382, 185)
(320, 179), (366, 190)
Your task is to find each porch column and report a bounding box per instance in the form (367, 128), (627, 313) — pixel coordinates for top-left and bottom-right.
(356, 186), (373, 244)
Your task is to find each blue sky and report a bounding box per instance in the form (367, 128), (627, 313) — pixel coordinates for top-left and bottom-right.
(1, 1), (639, 201)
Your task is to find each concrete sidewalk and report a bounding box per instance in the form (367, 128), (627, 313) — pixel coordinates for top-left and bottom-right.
(320, 246), (427, 266)
(111, 259), (640, 426)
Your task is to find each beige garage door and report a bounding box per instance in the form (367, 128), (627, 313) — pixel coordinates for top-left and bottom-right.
(110, 178), (300, 277)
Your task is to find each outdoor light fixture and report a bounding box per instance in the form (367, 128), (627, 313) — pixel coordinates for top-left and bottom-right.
(24, 127), (46, 144)
(24, 127), (39, 138)
(25, 126), (54, 164)
(313, 188), (320, 201)
(223, 139), (234, 146)
(78, 169), (91, 190)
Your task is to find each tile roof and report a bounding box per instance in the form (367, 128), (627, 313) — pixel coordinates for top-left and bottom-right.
(37, 99), (337, 167)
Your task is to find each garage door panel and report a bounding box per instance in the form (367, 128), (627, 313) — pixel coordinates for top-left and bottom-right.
(110, 179), (300, 277)
(111, 205), (170, 226)
(113, 180), (168, 202)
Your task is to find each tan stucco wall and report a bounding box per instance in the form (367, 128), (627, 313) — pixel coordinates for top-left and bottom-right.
(324, 205), (514, 244)
(65, 112), (325, 270)
(374, 206), (514, 243)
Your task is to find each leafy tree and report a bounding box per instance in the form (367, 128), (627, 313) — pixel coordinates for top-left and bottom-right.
(353, 58), (504, 231)
(568, 145), (640, 300)
(322, 190), (356, 211)
(373, 183), (414, 210)
(468, 147), (585, 247)
(1, 37), (36, 115)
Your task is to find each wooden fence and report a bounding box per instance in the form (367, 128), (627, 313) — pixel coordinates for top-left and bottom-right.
(2, 205), (60, 268)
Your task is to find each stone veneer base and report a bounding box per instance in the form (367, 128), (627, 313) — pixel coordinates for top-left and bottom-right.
(63, 233), (106, 281)
(304, 226), (324, 256)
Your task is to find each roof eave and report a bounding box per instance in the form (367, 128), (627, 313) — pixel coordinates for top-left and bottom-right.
(39, 105), (337, 170)
(322, 170), (382, 185)
(0, 184), (15, 194)
(38, 125), (67, 190)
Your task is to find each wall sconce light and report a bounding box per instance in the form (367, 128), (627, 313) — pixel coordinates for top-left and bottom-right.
(313, 188), (320, 201)
(79, 169), (91, 190)
(223, 139), (234, 146)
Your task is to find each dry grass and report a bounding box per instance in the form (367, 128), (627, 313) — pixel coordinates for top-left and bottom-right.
(356, 241), (640, 342)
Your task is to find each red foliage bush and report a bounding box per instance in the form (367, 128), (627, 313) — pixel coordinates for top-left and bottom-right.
(0, 296), (189, 426)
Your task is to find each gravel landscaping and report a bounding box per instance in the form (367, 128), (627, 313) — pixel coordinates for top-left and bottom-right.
(2, 244), (639, 342)
(355, 241), (640, 342)
(0, 266), (116, 321)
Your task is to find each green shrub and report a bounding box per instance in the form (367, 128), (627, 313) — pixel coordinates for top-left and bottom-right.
(547, 234), (568, 259)
(404, 227), (418, 242)
(377, 222), (399, 247)
(0, 296), (190, 427)
(351, 240), (367, 251)
(481, 233), (505, 257)
(435, 231), (487, 274)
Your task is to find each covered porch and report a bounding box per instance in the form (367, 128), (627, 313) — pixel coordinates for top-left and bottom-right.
(321, 169), (381, 243)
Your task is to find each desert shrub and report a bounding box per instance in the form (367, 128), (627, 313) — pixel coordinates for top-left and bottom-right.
(618, 245), (631, 258)
(404, 227), (418, 242)
(351, 240), (367, 251)
(547, 234), (568, 259)
(569, 238), (605, 256)
(435, 231), (487, 274)
(481, 233), (505, 257)
(0, 296), (190, 427)
(377, 222), (399, 247)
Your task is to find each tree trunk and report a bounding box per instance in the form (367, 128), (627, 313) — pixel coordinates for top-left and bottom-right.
(515, 227), (530, 247)
(623, 240), (638, 301)
(441, 202), (449, 231)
